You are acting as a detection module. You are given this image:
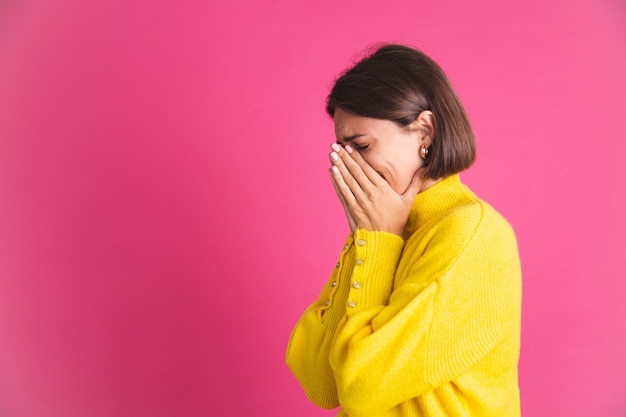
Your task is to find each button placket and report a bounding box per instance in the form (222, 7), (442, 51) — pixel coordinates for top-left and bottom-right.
(326, 264), (340, 306)
(354, 236), (366, 266)
(348, 235), (368, 311)
(328, 243), (350, 306)
(327, 275), (339, 301)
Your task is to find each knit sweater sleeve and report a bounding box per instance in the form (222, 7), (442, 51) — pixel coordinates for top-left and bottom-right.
(285, 234), (368, 409)
(328, 201), (521, 416)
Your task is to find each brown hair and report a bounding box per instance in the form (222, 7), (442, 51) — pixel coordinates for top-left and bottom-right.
(326, 44), (476, 179)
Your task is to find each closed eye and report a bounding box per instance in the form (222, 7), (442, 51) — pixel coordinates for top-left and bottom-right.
(353, 144), (370, 151)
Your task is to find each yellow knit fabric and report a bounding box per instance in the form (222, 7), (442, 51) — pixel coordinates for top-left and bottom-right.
(286, 174), (522, 417)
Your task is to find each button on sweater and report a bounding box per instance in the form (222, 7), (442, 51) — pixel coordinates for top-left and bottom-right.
(286, 174), (522, 417)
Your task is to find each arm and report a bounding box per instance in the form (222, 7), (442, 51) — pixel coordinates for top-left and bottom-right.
(329, 204), (522, 416)
(285, 235), (354, 409)
(285, 141), (414, 407)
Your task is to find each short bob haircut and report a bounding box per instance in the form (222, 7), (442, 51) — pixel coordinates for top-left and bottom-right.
(326, 44), (476, 180)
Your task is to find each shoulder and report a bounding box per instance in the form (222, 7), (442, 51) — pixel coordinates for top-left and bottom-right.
(410, 196), (518, 272)
(437, 198), (520, 280)
(435, 197), (516, 246)
(397, 194), (521, 291)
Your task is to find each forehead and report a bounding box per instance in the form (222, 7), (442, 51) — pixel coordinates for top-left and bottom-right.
(333, 109), (371, 137)
(333, 108), (398, 140)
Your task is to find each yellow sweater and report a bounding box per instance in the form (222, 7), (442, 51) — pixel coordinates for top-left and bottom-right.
(286, 174), (522, 417)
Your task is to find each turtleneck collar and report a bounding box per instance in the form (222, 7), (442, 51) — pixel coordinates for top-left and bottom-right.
(403, 174), (477, 239)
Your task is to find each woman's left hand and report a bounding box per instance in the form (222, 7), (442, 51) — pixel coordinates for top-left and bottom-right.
(329, 143), (421, 236)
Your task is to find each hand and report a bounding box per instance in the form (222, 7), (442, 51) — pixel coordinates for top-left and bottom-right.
(328, 143), (421, 236)
(329, 166), (358, 234)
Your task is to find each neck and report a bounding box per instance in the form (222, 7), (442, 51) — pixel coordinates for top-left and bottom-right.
(418, 177), (442, 194)
(402, 174), (475, 239)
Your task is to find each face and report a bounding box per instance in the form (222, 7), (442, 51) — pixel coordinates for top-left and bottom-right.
(333, 108), (429, 194)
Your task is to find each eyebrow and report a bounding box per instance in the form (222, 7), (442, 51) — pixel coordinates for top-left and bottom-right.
(337, 133), (365, 144)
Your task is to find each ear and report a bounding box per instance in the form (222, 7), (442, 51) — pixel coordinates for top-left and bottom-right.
(408, 110), (435, 147)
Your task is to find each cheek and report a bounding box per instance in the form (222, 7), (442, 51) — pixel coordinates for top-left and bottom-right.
(393, 152), (422, 184)
(399, 146), (422, 170)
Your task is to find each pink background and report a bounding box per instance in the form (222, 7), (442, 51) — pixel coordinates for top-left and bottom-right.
(1, 0), (625, 416)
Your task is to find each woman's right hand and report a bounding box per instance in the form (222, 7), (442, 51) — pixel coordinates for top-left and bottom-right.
(328, 143), (421, 236)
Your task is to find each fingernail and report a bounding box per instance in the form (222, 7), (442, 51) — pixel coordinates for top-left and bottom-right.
(331, 166), (339, 175)
(345, 145), (353, 154)
(331, 143), (341, 152)
(330, 152), (339, 161)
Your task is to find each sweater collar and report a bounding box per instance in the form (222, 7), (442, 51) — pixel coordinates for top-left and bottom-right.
(403, 174), (476, 239)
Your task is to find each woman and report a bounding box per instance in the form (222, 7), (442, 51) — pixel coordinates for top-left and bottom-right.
(286, 44), (522, 417)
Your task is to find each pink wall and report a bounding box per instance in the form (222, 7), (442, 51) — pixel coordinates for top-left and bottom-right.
(1, 0), (625, 416)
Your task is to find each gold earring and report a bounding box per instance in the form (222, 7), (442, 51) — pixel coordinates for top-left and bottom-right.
(421, 146), (429, 160)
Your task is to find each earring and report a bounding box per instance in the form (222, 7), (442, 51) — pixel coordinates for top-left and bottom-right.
(421, 145), (429, 160)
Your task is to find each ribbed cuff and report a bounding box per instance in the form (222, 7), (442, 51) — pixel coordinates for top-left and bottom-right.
(344, 230), (404, 315)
